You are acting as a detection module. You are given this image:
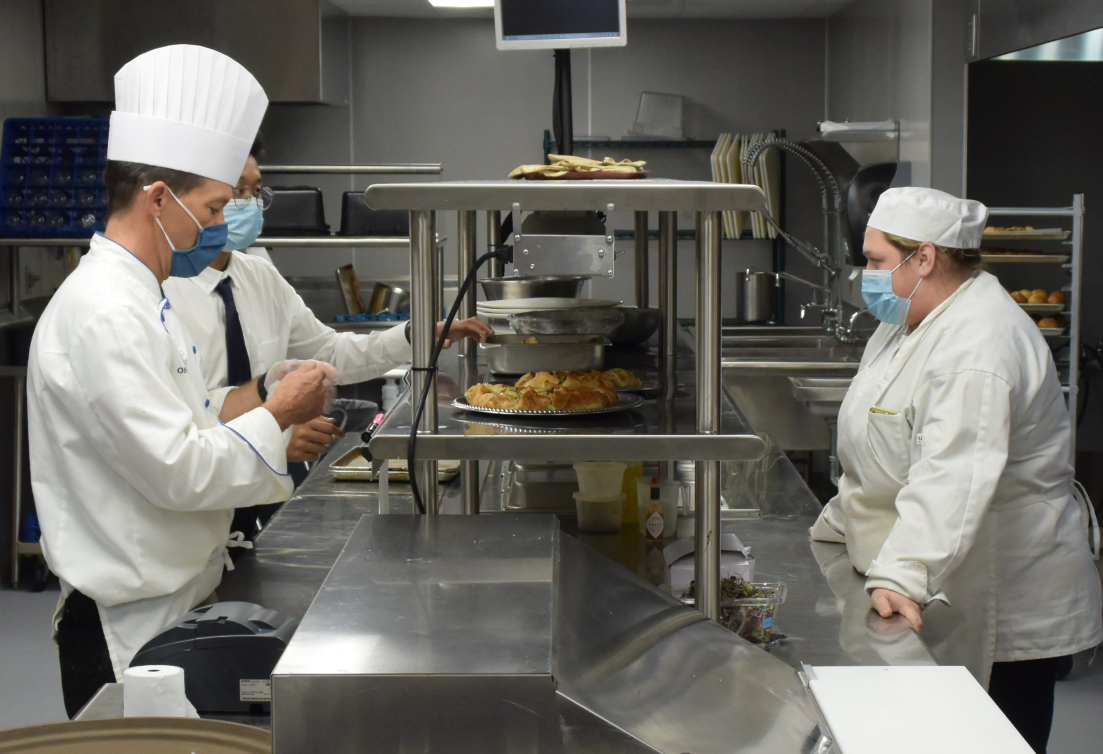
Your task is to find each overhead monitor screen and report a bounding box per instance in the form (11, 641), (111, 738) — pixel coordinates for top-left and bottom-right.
(495, 0), (627, 50)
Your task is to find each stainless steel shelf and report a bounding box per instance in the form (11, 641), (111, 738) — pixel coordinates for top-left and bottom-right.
(0, 236), (410, 248)
(364, 179), (766, 212)
(368, 348), (765, 463)
(260, 164), (441, 175)
(258, 236), (408, 248)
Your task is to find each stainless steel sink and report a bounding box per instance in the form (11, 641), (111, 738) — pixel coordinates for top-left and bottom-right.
(721, 346), (863, 372)
(790, 377), (853, 417)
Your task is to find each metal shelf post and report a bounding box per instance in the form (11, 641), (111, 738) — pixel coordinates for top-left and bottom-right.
(410, 210), (439, 512)
(634, 211), (649, 307)
(695, 211), (723, 622)
(458, 210), (479, 514)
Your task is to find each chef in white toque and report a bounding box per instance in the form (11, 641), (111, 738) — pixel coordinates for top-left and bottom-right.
(27, 44), (331, 717)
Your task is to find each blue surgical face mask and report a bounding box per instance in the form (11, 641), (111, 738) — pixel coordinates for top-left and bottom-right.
(861, 250), (923, 325)
(222, 199), (264, 251)
(149, 186), (229, 278)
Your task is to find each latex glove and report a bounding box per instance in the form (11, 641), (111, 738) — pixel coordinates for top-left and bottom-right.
(265, 362), (329, 430)
(287, 416), (345, 463)
(437, 317), (495, 348)
(266, 359), (342, 392)
(264, 359), (302, 394)
(870, 588), (923, 631)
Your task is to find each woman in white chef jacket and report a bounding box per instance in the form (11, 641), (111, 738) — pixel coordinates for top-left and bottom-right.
(811, 187), (1102, 753)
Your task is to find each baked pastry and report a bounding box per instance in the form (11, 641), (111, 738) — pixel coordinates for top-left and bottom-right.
(1028, 292), (1048, 304)
(1048, 291), (1068, 305)
(515, 371), (560, 391)
(603, 368), (643, 388)
(1037, 317), (1060, 329)
(551, 386), (607, 411)
(465, 383), (519, 409)
(516, 388), (552, 411)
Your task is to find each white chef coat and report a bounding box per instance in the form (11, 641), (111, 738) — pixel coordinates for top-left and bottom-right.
(242, 245), (272, 264)
(161, 250), (411, 414)
(28, 233), (294, 677)
(812, 271), (1102, 683)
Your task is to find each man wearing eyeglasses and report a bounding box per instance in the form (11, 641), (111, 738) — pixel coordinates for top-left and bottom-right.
(162, 144), (492, 539)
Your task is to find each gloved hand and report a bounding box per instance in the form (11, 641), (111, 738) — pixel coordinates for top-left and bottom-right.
(266, 360), (341, 391)
(266, 360), (341, 416)
(264, 360), (302, 394)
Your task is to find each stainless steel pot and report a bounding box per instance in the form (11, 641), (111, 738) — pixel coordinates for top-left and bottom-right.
(480, 334), (608, 374)
(479, 275), (588, 301)
(735, 269), (777, 323)
(367, 282), (410, 314)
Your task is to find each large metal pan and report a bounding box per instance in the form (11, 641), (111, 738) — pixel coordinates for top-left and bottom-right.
(478, 275), (588, 301)
(480, 334), (608, 374)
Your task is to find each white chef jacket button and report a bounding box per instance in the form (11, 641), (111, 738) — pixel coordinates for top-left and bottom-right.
(192, 346), (196, 353)
(205, 399), (210, 407)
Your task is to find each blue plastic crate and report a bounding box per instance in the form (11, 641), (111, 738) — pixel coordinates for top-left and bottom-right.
(1, 117), (109, 238)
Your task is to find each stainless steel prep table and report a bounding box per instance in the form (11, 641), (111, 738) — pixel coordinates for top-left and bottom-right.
(218, 325), (931, 670)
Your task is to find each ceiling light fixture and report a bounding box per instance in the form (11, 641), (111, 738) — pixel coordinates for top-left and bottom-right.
(427, 0), (494, 8)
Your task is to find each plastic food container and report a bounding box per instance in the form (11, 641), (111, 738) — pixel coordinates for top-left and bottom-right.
(574, 461), (627, 499)
(573, 492), (624, 533)
(682, 582), (787, 644)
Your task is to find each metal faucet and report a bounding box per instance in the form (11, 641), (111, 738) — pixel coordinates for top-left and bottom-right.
(743, 138), (853, 343)
(835, 307), (878, 344)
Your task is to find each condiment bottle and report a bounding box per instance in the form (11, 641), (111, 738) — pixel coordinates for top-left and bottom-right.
(644, 478), (665, 542)
(621, 461), (643, 524)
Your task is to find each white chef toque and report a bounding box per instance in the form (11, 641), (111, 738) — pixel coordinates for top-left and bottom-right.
(867, 187), (989, 249)
(106, 45), (268, 186)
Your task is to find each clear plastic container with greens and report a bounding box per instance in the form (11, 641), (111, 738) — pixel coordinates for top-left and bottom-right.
(681, 577), (787, 645)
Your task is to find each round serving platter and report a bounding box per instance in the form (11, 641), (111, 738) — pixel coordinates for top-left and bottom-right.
(452, 392), (644, 417)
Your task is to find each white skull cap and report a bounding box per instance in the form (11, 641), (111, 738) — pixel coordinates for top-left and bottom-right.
(867, 187), (989, 249)
(107, 45), (268, 185)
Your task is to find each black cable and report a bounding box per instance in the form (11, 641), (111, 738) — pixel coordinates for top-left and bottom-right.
(408, 247), (510, 513)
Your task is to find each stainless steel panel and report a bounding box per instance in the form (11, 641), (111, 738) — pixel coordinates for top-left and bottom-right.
(272, 515), (559, 754)
(511, 234), (614, 277)
(978, 0), (1103, 60)
(725, 374), (832, 452)
(364, 180), (767, 212)
(555, 536), (822, 754)
(44, 0), (347, 104)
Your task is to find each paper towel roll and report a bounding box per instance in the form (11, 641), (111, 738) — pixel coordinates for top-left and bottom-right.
(123, 665), (199, 718)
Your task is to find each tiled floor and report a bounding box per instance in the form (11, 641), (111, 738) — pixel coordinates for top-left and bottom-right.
(1, 587), (1101, 751)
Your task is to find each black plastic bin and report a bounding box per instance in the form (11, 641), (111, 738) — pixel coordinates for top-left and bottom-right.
(339, 190), (409, 237)
(265, 186), (328, 236)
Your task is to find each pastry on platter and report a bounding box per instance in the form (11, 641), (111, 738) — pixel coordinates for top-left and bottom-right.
(603, 368), (644, 388)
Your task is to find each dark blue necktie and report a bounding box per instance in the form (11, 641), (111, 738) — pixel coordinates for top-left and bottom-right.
(213, 276), (252, 387)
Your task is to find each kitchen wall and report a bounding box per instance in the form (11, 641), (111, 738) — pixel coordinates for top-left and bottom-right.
(826, 0), (933, 189)
(1, 0), (49, 587)
(966, 60), (1103, 455)
(263, 16), (829, 318)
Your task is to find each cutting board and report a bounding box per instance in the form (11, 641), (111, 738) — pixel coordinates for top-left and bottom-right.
(806, 665), (1032, 754)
